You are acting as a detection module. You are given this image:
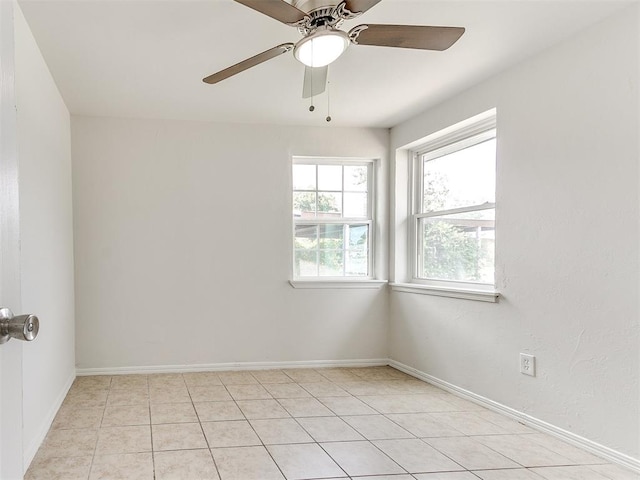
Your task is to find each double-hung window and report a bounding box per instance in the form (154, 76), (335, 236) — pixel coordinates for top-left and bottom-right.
(412, 113), (497, 291)
(292, 158), (374, 279)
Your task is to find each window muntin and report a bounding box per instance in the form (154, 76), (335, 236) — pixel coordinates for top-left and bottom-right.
(293, 160), (373, 279)
(413, 126), (496, 287)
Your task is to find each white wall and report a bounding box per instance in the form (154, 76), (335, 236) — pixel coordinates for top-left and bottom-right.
(389, 6), (639, 459)
(72, 117), (389, 369)
(14, 4), (75, 468)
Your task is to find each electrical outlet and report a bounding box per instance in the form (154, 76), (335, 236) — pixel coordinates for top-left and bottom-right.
(520, 353), (536, 376)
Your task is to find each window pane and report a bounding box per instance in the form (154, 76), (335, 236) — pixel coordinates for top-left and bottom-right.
(293, 164), (316, 190)
(319, 250), (344, 276)
(319, 224), (344, 249)
(318, 165), (342, 191)
(344, 165), (367, 191)
(294, 225), (317, 249)
(347, 224), (368, 251)
(295, 250), (318, 277)
(317, 192), (342, 216)
(346, 250), (368, 276)
(344, 192), (367, 218)
(419, 208), (495, 283)
(293, 192), (316, 217)
(423, 138), (496, 212)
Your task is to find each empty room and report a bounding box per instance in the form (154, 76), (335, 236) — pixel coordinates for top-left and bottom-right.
(0, 0), (638, 479)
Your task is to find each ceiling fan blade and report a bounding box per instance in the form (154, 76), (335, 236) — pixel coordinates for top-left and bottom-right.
(233, 0), (308, 25)
(349, 24), (465, 51)
(203, 43), (294, 85)
(302, 66), (328, 98)
(343, 0), (382, 15)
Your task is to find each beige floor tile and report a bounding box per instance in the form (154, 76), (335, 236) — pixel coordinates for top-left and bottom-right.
(264, 383), (312, 399)
(299, 382), (350, 397)
(194, 401), (245, 421)
(188, 385), (233, 402)
(251, 370), (293, 384)
(101, 404), (150, 426)
(218, 371), (259, 385)
(527, 433), (605, 464)
(339, 381), (389, 396)
(202, 420), (261, 448)
(63, 389), (109, 408)
(110, 375), (148, 390)
(89, 452), (153, 480)
(473, 469), (545, 479)
(589, 464), (640, 480)
(107, 388), (149, 406)
(52, 406), (104, 430)
(414, 473), (480, 480)
(374, 438), (464, 473)
(429, 412), (509, 436)
(147, 374), (186, 389)
(358, 394), (457, 414)
(278, 397), (335, 417)
(38, 428), (98, 458)
(474, 434), (575, 467)
(25, 455), (92, 480)
(473, 410), (536, 433)
(283, 369), (329, 383)
(154, 449), (220, 480)
(226, 384), (272, 400)
(315, 368), (362, 383)
(357, 476), (416, 480)
(320, 440), (406, 476)
(151, 402), (198, 424)
(531, 466), (612, 479)
(152, 422), (208, 451)
(343, 414), (413, 440)
(386, 413), (463, 438)
(237, 399), (290, 419)
(380, 380), (443, 395)
(149, 386), (191, 404)
(212, 446), (285, 480)
(425, 437), (519, 470)
(250, 418), (314, 444)
(73, 375), (113, 389)
(297, 416), (364, 442)
(267, 443), (345, 479)
(436, 393), (487, 411)
(351, 367), (408, 381)
(183, 372), (223, 387)
(95, 425), (151, 455)
(317, 396), (378, 415)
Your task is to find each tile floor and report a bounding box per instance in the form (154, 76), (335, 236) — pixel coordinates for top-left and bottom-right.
(25, 366), (638, 480)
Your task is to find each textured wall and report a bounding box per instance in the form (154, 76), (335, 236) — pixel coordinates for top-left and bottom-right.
(389, 6), (639, 458)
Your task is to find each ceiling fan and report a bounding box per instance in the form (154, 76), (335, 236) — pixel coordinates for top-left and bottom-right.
(203, 0), (465, 99)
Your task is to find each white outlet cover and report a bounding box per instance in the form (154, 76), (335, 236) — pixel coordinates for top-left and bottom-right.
(520, 353), (536, 376)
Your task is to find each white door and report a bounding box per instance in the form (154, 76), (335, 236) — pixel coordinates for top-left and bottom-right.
(0, 1), (25, 478)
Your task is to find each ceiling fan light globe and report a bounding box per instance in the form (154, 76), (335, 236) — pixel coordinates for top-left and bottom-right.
(294, 29), (349, 67)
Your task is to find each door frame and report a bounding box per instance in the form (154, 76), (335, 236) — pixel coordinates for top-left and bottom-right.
(0, 1), (25, 478)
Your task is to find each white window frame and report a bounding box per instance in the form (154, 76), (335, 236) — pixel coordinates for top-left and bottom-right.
(290, 157), (384, 288)
(406, 112), (498, 299)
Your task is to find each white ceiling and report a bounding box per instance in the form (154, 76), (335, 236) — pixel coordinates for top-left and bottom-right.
(19, 0), (631, 128)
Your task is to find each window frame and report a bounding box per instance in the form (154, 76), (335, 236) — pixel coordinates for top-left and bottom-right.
(409, 114), (497, 293)
(291, 156), (378, 283)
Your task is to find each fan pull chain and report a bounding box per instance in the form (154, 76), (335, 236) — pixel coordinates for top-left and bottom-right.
(309, 66), (315, 112)
(326, 80), (332, 122)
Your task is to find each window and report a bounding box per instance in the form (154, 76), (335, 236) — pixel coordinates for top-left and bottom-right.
(292, 158), (374, 279)
(411, 113), (496, 291)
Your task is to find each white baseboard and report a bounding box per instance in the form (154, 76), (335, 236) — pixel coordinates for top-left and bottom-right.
(76, 358), (389, 376)
(388, 359), (640, 474)
(23, 369), (76, 471)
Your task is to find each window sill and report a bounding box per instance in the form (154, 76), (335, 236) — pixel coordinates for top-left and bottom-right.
(389, 282), (499, 303)
(289, 279), (388, 289)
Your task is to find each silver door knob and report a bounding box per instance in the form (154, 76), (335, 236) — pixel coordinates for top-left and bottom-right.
(0, 307), (39, 344)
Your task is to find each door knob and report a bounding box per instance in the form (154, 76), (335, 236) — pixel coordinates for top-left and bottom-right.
(0, 307), (39, 344)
